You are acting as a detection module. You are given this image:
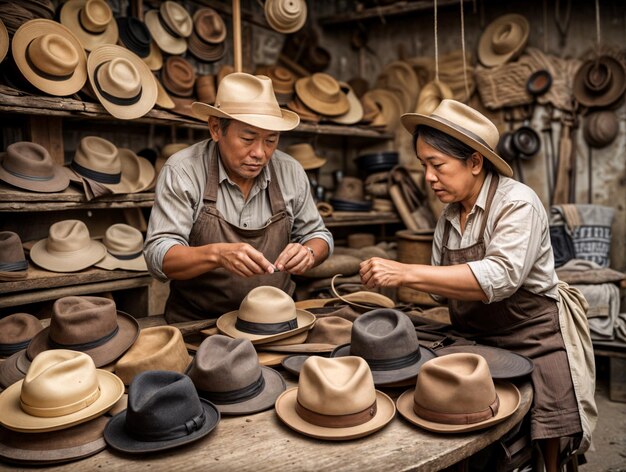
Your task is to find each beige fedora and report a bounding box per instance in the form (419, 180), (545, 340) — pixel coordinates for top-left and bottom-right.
(330, 82), (364, 125)
(295, 73), (350, 117)
(264, 0), (307, 34)
(59, 0), (119, 51)
(192, 72), (300, 131)
(0, 19), (8, 64)
(397, 353), (520, 433)
(478, 14), (529, 68)
(216, 286), (315, 345)
(401, 99), (514, 177)
(114, 326), (191, 386)
(0, 314), (42, 358)
(286, 143), (326, 170)
(117, 148), (155, 192)
(87, 45), (157, 120)
(0, 350), (124, 433)
(11, 19), (87, 96)
(0, 142), (70, 193)
(144, 1), (192, 55)
(275, 356), (396, 440)
(95, 224), (148, 272)
(30, 220), (106, 273)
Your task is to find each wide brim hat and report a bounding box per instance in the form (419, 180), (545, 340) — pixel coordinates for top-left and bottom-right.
(477, 14), (529, 68)
(26, 311), (139, 368)
(275, 386), (396, 440)
(330, 82), (364, 125)
(0, 350), (30, 389)
(0, 19), (8, 64)
(435, 344), (534, 379)
(0, 151), (69, 193)
(573, 56), (626, 108)
(0, 370), (123, 432)
(285, 143), (327, 170)
(30, 235), (106, 273)
(294, 74), (350, 117)
(144, 9), (186, 55)
(94, 250), (147, 271)
(59, 0), (119, 51)
(256, 351), (289, 366)
(12, 19), (87, 96)
(281, 354), (321, 376)
(396, 380), (520, 433)
(400, 99), (513, 177)
(104, 398), (219, 453)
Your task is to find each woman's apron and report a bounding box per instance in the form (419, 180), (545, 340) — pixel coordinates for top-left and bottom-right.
(165, 151), (295, 323)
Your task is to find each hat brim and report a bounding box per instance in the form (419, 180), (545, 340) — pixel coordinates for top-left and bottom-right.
(294, 78), (350, 117)
(0, 155), (70, 193)
(0, 416), (107, 465)
(257, 351), (289, 366)
(396, 380), (521, 433)
(435, 344), (534, 380)
(29, 238), (107, 272)
(0, 268), (28, 281)
(0, 350), (30, 390)
(331, 344), (437, 385)
(275, 387), (396, 440)
(216, 309), (316, 345)
(191, 101), (300, 132)
(94, 252), (147, 271)
(255, 329), (308, 347)
(155, 77), (175, 109)
(144, 41), (163, 71)
(477, 14), (529, 68)
(26, 311), (139, 368)
(60, 0), (119, 51)
(144, 10), (187, 55)
(117, 150), (156, 193)
(573, 57), (626, 108)
(257, 342), (337, 354)
(0, 370), (124, 432)
(12, 19), (88, 96)
(330, 86), (364, 125)
(103, 398), (219, 453)
(400, 112), (514, 177)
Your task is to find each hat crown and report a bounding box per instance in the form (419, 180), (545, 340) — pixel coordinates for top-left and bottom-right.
(308, 73), (341, 102)
(297, 356), (376, 416)
(306, 316), (352, 345)
(74, 136), (120, 174)
(350, 309), (419, 361)
(103, 223), (143, 255)
(238, 286), (297, 324)
(97, 57), (141, 99)
(161, 1), (192, 37)
(28, 33), (79, 76)
(5, 141), (54, 179)
(164, 57), (195, 91)
(0, 231), (26, 265)
(585, 61), (612, 93)
(50, 295), (118, 347)
(46, 219), (92, 255)
(195, 8), (226, 43)
(214, 73), (282, 118)
(491, 21), (523, 54)
(80, 0), (112, 33)
(20, 350), (100, 417)
(0, 313), (41, 345)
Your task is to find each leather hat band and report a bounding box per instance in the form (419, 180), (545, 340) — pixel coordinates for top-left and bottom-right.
(126, 409), (206, 441)
(20, 386), (100, 417)
(413, 394), (500, 425)
(235, 317), (297, 335)
(295, 399), (377, 428)
(364, 348), (421, 371)
(48, 324), (119, 351)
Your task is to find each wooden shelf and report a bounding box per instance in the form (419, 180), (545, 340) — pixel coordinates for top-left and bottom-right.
(323, 211), (401, 227)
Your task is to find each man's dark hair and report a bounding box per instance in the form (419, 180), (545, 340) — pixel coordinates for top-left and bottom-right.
(218, 118), (232, 135)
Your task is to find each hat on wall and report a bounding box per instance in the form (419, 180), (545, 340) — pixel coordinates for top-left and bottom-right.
(396, 353), (521, 433)
(192, 73), (300, 131)
(330, 82), (364, 125)
(217, 286), (316, 344)
(435, 344), (534, 380)
(0, 232), (28, 281)
(95, 224), (148, 272)
(87, 45), (157, 120)
(401, 99), (514, 177)
(275, 356), (396, 440)
(583, 110), (620, 148)
(573, 56), (626, 108)
(295, 73), (350, 116)
(11, 19), (87, 96)
(187, 335), (286, 415)
(285, 143), (326, 170)
(477, 14), (529, 68)
(161, 56), (195, 97)
(59, 0), (119, 51)
(104, 370), (220, 454)
(0, 313), (42, 357)
(0, 19), (8, 64)
(188, 8), (227, 62)
(26, 296), (139, 367)
(30, 220), (107, 273)
(116, 16), (163, 72)
(264, 0), (307, 34)
(0, 350), (124, 433)
(144, 1), (192, 55)
(0, 142), (70, 193)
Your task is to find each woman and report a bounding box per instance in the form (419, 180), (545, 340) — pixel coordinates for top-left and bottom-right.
(360, 100), (596, 471)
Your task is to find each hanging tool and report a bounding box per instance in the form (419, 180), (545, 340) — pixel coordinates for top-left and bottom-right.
(552, 110), (576, 205)
(540, 105), (556, 203)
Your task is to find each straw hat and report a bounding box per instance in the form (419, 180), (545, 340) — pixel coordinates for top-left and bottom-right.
(116, 16), (163, 72)
(330, 82), (364, 125)
(396, 353), (520, 433)
(154, 76), (175, 109)
(0, 19), (8, 64)
(59, 0), (118, 51)
(87, 45), (157, 120)
(188, 8), (227, 62)
(11, 19), (87, 96)
(478, 14), (529, 68)
(216, 285), (315, 345)
(583, 110), (619, 148)
(286, 143), (326, 170)
(0, 350), (124, 433)
(295, 73), (350, 116)
(400, 99), (514, 177)
(256, 65), (296, 105)
(363, 89), (403, 132)
(573, 56), (626, 108)
(287, 95), (321, 123)
(30, 220), (106, 273)
(192, 73), (300, 131)
(377, 61), (420, 112)
(95, 224), (148, 272)
(264, 0), (307, 34)
(144, 1), (192, 55)
(0, 142), (69, 193)
(415, 80), (454, 115)
(275, 356), (396, 440)
(0, 314), (42, 358)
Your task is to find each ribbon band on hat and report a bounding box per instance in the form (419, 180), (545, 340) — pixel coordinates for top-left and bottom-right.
(0, 339), (30, 356)
(365, 348), (422, 371)
(1, 162), (54, 182)
(25, 41), (75, 82)
(125, 409), (207, 442)
(157, 10), (182, 39)
(71, 160), (121, 184)
(20, 385), (101, 418)
(413, 394), (500, 425)
(200, 374), (265, 404)
(430, 114), (495, 152)
(94, 63), (143, 106)
(235, 317), (297, 335)
(295, 399), (377, 428)
(216, 101), (282, 117)
(109, 250), (143, 261)
(49, 325), (119, 351)
(0, 260), (29, 272)
(78, 11), (106, 36)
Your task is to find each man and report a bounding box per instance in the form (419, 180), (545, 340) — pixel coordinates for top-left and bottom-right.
(144, 73), (333, 323)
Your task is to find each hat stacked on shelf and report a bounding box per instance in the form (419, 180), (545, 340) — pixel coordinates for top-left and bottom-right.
(59, 0), (119, 51)
(95, 224), (148, 271)
(256, 65), (296, 105)
(188, 8), (227, 63)
(286, 143), (326, 171)
(145, 1), (192, 56)
(0, 142), (69, 193)
(161, 56), (198, 119)
(116, 16), (162, 72)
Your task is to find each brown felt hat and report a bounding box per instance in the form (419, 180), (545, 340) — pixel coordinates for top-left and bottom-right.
(161, 56), (195, 97)
(0, 142), (70, 193)
(477, 14), (529, 68)
(95, 224), (147, 272)
(144, 1), (192, 55)
(188, 8), (227, 62)
(0, 19), (8, 64)
(295, 73), (350, 117)
(258, 316), (353, 354)
(59, 0), (119, 52)
(264, 0), (307, 34)
(286, 143), (326, 170)
(196, 74), (216, 104)
(26, 296), (139, 367)
(0, 232), (28, 281)
(573, 56), (626, 108)
(0, 314), (42, 358)
(0, 350), (31, 390)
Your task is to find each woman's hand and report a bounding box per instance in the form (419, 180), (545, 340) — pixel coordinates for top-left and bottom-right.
(360, 257), (409, 288)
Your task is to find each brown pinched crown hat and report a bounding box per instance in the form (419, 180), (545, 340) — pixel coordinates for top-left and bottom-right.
(0, 314), (42, 357)
(144, 1), (192, 55)
(0, 232), (28, 281)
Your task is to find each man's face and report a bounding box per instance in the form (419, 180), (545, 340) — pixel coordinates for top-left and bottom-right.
(209, 117), (280, 185)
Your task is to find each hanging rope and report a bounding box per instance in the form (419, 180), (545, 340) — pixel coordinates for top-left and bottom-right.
(460, 0), (469, 101)
(543, 0), (549, 53)
(434, 0), (439, 82)
(595, 0), (601, 47)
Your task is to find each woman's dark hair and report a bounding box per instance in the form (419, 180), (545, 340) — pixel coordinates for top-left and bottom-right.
(412, 125), (495, 174)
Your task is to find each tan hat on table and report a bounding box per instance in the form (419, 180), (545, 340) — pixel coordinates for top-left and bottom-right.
(264, 0), (307, 34)
(0, 142), (70, 193)
(295, 73), (350, 117)
(95, 224), (148, 272)
(188, 8), (227, 62)
(144, 1), (192, 55)
(477, 14), (529, 68)
(0, 314), (42, 358)
(330, 82), (364, 125)
(59, 0), (118, 51)
(286, 143), (326, 170)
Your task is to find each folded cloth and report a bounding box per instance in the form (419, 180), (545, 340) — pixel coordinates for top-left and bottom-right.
(557, 259), (626, 285)
(573, 283), (621, 341)
(613, 314), (626, 344)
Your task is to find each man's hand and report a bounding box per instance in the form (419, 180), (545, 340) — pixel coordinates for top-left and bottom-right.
(274, 243), (315, 274)
(218, 242), (275, 277)
(359, 257), (407, 288)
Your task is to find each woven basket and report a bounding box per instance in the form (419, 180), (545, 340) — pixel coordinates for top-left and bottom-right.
(475, 60), (535, 110)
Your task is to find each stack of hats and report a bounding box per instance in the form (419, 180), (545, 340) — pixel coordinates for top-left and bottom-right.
(256, 65), (296, 105)
(285, 143), (326, 171)
(116, 16), (163, 72)
(187, 7), (227, 63)
(145, 1), (192, 56)
(59, 0), (119, 51)
(161, 56), (198, 120)
(264, 0), (307, 34)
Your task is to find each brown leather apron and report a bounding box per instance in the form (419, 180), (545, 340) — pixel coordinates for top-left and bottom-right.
(165, 149), (295, 323)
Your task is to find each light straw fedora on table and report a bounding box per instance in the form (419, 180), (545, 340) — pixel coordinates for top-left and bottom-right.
(264, 0), (307, 34)
(192, 72), (300, 131)
(285, 143), (326, 170)
(0, 142), (69, 193)
(11, 19), (87, 96)
(87, 44), (157, 120)
(397, 353), (521, 433)
(188, 8), (227, 63)
(144, 1), (192, 55)
(275, 356), (396, 440)
(116, 16), (163, 72)
(330, 81), (364, 125)
(95, 224), (148, 272)
(401, 99), (514, 177)
(59, 0), (118, 51)
(0, 19), (8, 64)
(477, 13), (529, 68)
(0, 313), (42, 358)
(295, 73), (350, 117)
(216, 285), (316, 345)
(0, 231), (28, 281)
(0, 350), (124, 433)
(573, 56), (626, 108)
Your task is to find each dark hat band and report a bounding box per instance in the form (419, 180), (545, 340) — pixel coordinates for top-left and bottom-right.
(109, 249), (143, 260)
(118, 19), (151, 58)
(1, 161), (54, 182)
(363, 347), (421, 371)
(48, 324), (119, 350)
(126, 409), (206, 442)
(413, 393), (500, 425)
(71, 160), (122, 184)
(0, 260), (28, 272)
(429, 114), (495, 152)
(235, 317), (297, 335)
(26, 40), (75, 82)
(93, 62), (143, 107)
(199, 373), (265, 405)
(295, 399), (377, 428)
(0, 339), (31, 356)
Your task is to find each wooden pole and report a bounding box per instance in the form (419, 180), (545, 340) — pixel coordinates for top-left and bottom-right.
(233, 0), (242, 72)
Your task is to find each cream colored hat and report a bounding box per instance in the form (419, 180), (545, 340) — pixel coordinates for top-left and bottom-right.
(144, 1), (192, 55)
(295, 73), (350, 117)
(286, 143), (327, 170)
(95, 224), (147, 272)
(330, 82), (364, 125)
(477, 14), (529, 68)
(264, 0), (307, 34)
(59, 0), (119, 51)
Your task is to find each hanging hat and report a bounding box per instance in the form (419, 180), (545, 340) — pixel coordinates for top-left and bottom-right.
(192, 73), (300, 131)
(154, 76), (175, 109)
(583, 110), (620, 148)
(87, 44), (157, 120)
(116, 16), (163, 72)
(396, 353), (521, 433)
(435, 344), (534, 380)
(286, 143), (326, 170)
(573, 56), (626, 108)
(11, 19), (87, 96)
(0, 350), (31, 390)
(401, 99), (514, 177)
(216, 286), (315, 345)
(0, 19), (8, 64)
(188, 8), (227, 62)
(104, 370), (220, 454)
(30, 220), (106, 272)
(0, 314), (42, 358)
(295, 73), (350, 117)
(264, 0), (307, 34)
(161, 56), (195, 97)
(329, 81), (364, 125)
(477, 14), (529, 68)
(275, 356), (396, 440)
(59, 0), (119, 51)
(95, 224), (148, 272)
(0, 350), (124, 432)
(26, 296), (139, 368)
(144, 1), (192, 55)
(114, 326), (191, 386)
(0, 231), (28, 281)
(0, 142), (70, 193)
(415, 80), (454, 115)
(196, 74), (216, 105)
(188, 335), (286, 416)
